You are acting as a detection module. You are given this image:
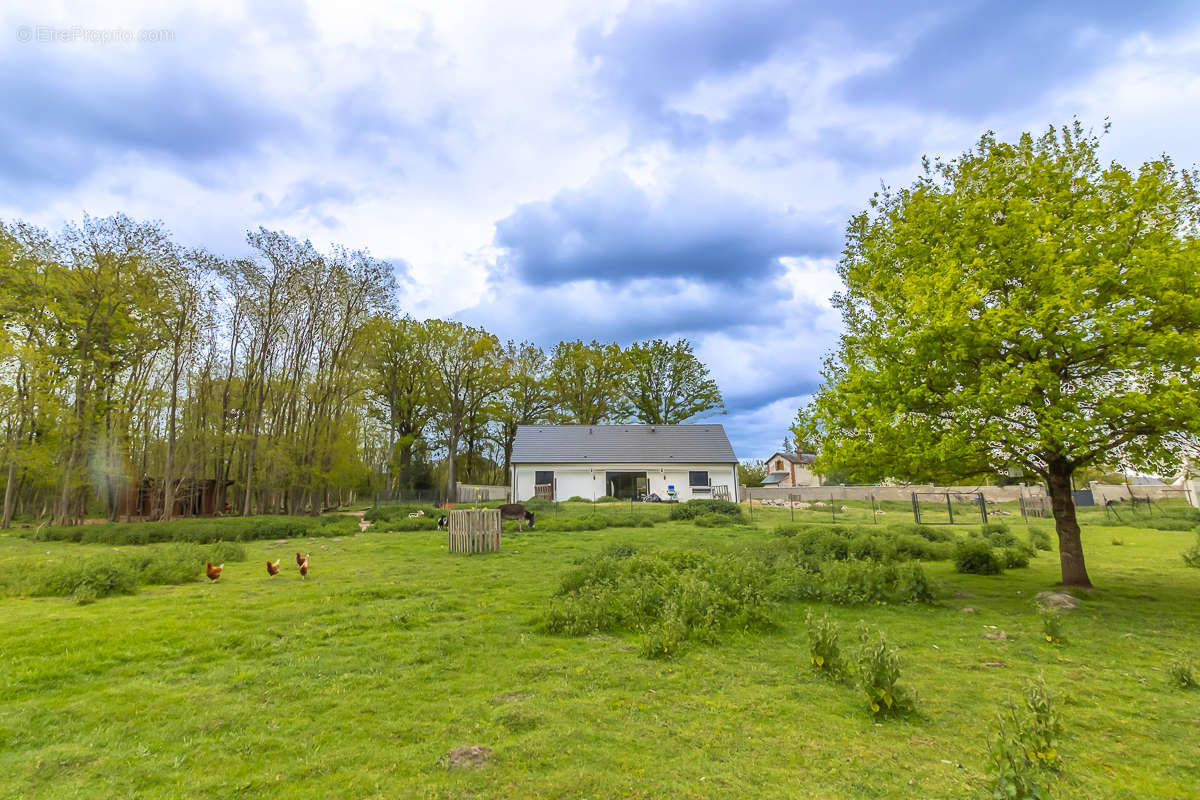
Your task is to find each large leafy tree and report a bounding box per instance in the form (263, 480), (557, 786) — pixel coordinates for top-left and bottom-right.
(547, 339), (625, 424)
(621, 338), (724, 424)
(797, 123), (1200, 587)
(494, 340), (554, 480)
(425, 320), (502, 499)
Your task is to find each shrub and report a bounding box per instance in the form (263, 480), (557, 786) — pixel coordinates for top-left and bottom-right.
(955, 540), (1003, 575)
(522, 498), (553, 512)
(1040, 607), (1065, 644)
(566, 496), (589, 503)
(988, 676), (1063, 799)
(978, 523), (1018, 547)
(848, 533), (894, 562)
(805, 609), (844, 677)
(1110, 537), (1124, 546)
(31, 556), (140, 600)
(669, 499), (743, 521)
(1167, 658), (1197, 690)
(855, 626), (914, 718)
(1002, 547), (1031, 569)
(1027, 528), (1053, 551)
(895, 563), (937, 603)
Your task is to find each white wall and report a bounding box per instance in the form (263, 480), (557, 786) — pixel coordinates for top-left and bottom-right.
(512, 464), (738, 503)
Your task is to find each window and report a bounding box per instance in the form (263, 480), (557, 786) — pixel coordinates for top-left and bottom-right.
(688, 471), (709, 487)
(535, 470), (554, 485)
(774, 460), (784, 470)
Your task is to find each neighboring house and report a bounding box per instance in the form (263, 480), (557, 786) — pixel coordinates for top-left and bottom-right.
(510, 424), (739, 503)
(760, 451), (822, 488)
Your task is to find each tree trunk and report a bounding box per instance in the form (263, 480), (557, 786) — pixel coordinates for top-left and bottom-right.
(1047, 462), (1092, 588)
(2, 459), (16, 529)
(446, 431), (458, 505)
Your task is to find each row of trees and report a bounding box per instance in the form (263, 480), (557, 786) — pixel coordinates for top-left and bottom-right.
(0, 216), (724, 525)
(371, 322), (725, 495)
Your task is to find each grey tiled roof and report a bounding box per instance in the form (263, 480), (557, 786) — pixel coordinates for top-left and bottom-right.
(772, 451), (816, 465)
(761, 472), (788, 485)
(511, 424), (737, 464)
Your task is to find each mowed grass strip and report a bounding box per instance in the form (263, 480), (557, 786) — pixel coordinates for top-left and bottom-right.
(0, 513), (1198, 799)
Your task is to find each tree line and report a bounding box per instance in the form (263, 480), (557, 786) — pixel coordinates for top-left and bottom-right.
(0, 215), (724, 526)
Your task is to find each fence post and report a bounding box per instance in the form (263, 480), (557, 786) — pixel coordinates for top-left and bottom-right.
(790, 495), (794, 523)
(830, 493), (836, 522)
(979, 493), (988, 524)
(748, 488), (752, 521)
(946, 492), (954, 524)
(872, 493), (877, 524)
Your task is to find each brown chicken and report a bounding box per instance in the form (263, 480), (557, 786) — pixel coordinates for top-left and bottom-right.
(298, 555), (309, 579)
(296, 551), (307, 567)
(205, 561), (224, 582)
(266, 559), (280, 577)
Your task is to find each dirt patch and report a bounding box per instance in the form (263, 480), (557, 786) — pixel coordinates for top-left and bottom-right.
(982, 631), (1009, 640)
(1036, 591), (1079, 610)
(445, 745), (492, 769)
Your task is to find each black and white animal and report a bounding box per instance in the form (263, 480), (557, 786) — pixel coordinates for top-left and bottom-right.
(437, 515), (449, 530)
(498, 503), (535, 530)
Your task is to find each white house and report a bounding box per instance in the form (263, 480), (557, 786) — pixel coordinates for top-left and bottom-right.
(510, 424), (739, 503)
(760, 450), (822, 488)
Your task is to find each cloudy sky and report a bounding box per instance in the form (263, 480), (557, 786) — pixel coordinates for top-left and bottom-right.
(3, 1), (1199, 459)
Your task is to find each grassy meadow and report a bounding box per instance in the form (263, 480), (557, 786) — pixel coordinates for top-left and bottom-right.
(1, 500), (1198, 799)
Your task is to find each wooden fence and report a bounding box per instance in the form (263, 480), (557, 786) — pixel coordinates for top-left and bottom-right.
(448, 509), (502, 554)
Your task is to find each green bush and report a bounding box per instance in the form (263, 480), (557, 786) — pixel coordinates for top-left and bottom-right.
(977, 523), (1018, 547)
(522, 498), (553, 512)
(1028, 528), (1053, 551)
(669, 499), (744, 521)
(1002, 547), (1031, 569)
(544, 548), (775, 653)
(31, 556), (140, 600)
(855, 626), (914, 718)
(886, 522), (955, 543)
(596, 495), (619, 503)
(566, 496), (589, 503)
(954, 540), (1003, 575)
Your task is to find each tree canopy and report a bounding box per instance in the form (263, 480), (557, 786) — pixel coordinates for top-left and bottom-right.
(795, 122), (1200, 587)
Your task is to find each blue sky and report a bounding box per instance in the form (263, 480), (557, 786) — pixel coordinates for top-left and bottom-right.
(3, 0), (1199, 459)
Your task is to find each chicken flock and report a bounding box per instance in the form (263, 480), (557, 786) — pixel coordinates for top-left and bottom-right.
(204, 553), (310, 583)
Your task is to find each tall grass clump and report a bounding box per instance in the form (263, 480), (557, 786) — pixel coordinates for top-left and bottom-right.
(987, 676), (1063, 799)
(805, 610), (844, 677)
(855, 626), (914, 718)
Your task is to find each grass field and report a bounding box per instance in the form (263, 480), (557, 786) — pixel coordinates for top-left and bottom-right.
(1, 502), (1198, 798)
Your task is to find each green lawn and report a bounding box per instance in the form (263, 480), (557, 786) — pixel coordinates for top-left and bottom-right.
(1, 509), (1198, 798)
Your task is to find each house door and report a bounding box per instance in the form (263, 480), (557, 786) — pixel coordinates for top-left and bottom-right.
(605, 472), (647, 500)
